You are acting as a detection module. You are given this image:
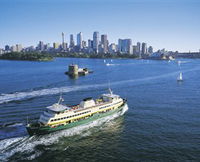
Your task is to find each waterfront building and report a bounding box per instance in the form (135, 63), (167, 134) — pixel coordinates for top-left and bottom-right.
(141, 42), (147, 55)
(82, 41), (87, 48)
(25, 46), (35, 52)
(101, 34), (108, 53)
(88, 39), (93, 49)
(0, 48), (3, 55)
(77, 32), (83, 49)
(136, 42), (141, 54)
(53, 42), (60, 49)
(61, 32), (67, 51)
(70, 34), (75, 48)
(132, 45), (137, 55)
(118, 39), (132, 54)
(5, 45), (10, 51)
(16, 44), (22, 52)
(93, 31), (99, 53)
(109, 43), (117, 54)
(148, 46), (153, 55)
(38, 41), (44, 51)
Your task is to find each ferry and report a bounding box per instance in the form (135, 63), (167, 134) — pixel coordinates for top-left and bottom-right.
(26, 89), (127, 135)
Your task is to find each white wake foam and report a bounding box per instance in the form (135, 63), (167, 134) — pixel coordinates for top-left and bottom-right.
(0, 104), (128, 161)
(0, 66), (199, 105)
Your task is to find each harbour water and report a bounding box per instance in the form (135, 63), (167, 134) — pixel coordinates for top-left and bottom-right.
(0, 58), (200, 161)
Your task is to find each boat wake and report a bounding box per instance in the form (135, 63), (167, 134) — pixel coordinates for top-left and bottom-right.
(0, 104), (128, 161)
(0, 66), (200, 105)
(106, 63), (120, 66)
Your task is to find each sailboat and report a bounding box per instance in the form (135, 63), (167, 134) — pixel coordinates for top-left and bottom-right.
(177, 72), (183, 82)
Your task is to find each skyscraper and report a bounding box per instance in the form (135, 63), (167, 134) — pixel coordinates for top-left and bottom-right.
(148, 46), (153, 54)
(53, 42), (60, 49)
(77, 32), (83, 49)
(101, 34), (108, 53)
(136, 42), (141, 54)
(93, 31), (99, 53)
(5, 45), (10, 51)
(16, 44), (22, 52)
(61, 32), (66, 50)
(141, 42), (147, 55)
(70, 34), (75, 48)
(38, 41), (44, 51)
(118, 39), (132, 54)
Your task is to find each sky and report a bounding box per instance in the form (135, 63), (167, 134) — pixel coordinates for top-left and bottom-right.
(0, 0), (199, 52)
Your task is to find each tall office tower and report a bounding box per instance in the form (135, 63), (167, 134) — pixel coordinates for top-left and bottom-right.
(132, 45), (137, 55)
(93, 31), (99, 53)
(16, 44), (22, 52)
(101, 34), (108, 53)
(53, 42), (60, 49)
(141, 42), (147, 55)
(88, 39), (93, 49)
(136, 42), (141, 54)
(38, 41), (44, 51)
(77, 32), (83, 49)
(5, 45), (10, 51)
(61, 32), (66, 50)
(148, 46), (153, 54)
(118, 39), (132, 54)
(70, 34), (75, 48)
(88, 39), (93, 53)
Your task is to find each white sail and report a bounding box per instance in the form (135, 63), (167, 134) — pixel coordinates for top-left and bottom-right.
(177, 72), (183, 81)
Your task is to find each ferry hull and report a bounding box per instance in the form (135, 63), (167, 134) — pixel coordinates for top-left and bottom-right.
(26, 101), (127, 136)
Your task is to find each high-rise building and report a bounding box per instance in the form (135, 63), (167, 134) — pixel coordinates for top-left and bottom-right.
(136, 42), (141, 54)
(118, 39), (132, 54)
(70, 34), (75, 48)
(61, 32), (66, 50)
(0, 48), (4, 55)
(101, 34), (108, 53)
(5, 45), (10, 51)
(88, 39), (93, 49)
(109, 43), (117, 54)
(93, 31), (99, 53)
(82, 41), (87, 48)
(132, 45), (137, 55)
(77, 32), (83, 49)
(141, 42), (147, 55)
(53, 42), (60, 49)
(38, 41), (44, 51)
(148, 46), (153, 54)
(16, 44), (22, 52)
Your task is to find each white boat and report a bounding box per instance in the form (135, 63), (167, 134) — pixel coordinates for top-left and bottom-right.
(177, 72), (183, 82)
(104, 60), (106, 63)
(26, 89), (127, 135)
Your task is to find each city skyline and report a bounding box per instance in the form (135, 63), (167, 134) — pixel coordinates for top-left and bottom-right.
(1, 31), (154, 57)
(0, 0), (200, 52)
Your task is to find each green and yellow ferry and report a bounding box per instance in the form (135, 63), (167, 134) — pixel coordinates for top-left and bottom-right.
(26, 89), (127, 136)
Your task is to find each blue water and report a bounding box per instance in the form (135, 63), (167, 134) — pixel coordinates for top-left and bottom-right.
(0, 58), (200, 161)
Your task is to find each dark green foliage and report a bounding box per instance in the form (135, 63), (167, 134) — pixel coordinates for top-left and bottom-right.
(0, 52), (53, 61)
(52, 52), (138, 59)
